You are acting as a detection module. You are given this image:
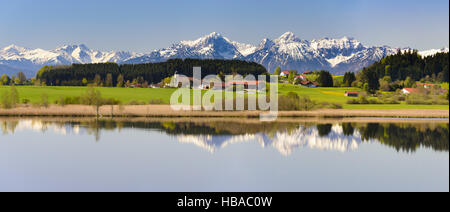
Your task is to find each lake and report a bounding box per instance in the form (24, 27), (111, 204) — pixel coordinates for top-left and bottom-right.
(0, 117), (448, 192)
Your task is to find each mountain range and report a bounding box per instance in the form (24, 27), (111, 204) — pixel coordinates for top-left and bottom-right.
(1, 32), (448, 77)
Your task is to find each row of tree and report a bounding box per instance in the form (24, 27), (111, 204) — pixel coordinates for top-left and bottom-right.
(0, 72), (28, 85)
(356, 51), (449, 93)
(36, 59), (268, 86)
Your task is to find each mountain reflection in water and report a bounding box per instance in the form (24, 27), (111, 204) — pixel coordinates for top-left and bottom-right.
(1, 119), (448, 155)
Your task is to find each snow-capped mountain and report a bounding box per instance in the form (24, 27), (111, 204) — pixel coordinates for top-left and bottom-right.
(418, 47), (449, 57)
(244, 32), (401, 74)
(125, 32), (246, 64)
(125, 31), (402, 74)
(127, 32), (447, 74)
(1, 32), (448, 77)
(0, 44), (140, 76)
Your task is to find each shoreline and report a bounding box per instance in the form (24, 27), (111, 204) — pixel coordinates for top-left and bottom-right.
(0, 105), (448, 118)
(1, 116), (448, 124)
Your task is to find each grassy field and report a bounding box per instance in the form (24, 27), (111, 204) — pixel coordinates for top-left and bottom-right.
(0, 86), (177, 104)
(1, 85), (448, 110)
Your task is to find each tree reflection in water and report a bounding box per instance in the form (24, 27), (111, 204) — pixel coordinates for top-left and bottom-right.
(1, 119), (448, 154)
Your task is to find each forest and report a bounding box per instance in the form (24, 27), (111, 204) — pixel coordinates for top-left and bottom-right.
(360, 50), (448, 82)
(35, 59), (268, 86)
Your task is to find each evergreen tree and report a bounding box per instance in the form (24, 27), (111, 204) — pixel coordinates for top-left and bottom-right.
(362, 51), (448, 83)
(365, 70), (379, 93)
(287, 70), (297, 83)
(343, 72), (356, 87)
(274, 67), (281, 75)
(317, 70), (334, 87)
(35, 59), (267, 86)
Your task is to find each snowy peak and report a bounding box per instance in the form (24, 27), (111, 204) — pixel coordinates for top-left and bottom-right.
(232, 41), (258, 57)
(244, 32), (400, 73)
(276, 32), (301, 43)
(50, 44), (140, 64)
(311, 36), (363, 50)
(180, 32), (227, 47)
(152, 32), (254, 60)
(419, 47), (449, 57)
(0, 44), (139, 76)
(2, 44), (29, 54)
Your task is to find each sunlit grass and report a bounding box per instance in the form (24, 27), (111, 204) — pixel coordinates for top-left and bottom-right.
(0, 84), (448, 110)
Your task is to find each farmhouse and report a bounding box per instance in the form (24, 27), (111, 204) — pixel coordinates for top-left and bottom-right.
(402, 88), (420, 95)
(344, 91), (359, 97)
(299, 80), (318, 88)
(416, 82), (437, 89)
(225, 81), (264, 90)
(280, 71), (290, 77)
(294, 74), (307, 81)
(200, 82), (227, 90)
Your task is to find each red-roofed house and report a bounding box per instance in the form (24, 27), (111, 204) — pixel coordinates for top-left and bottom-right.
(299, 80), (318, 88)
(294, 74), (307, 81)
(345, 91), (359, 97)
(416, 82), (437, 89)
(402, 88), (420, 95)
(280, 71), (290, 77)
(225, 81), (263, 89)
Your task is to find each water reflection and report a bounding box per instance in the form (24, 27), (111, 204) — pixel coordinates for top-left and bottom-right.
(1, 118), (448, 155)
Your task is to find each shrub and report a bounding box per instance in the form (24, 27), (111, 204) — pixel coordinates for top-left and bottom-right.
(127, 99), (146, 105)
(381, 98), (400, 104)
(22, 99), (30, 104)
(346, 96), (385, 104)
(56, 96), (66, 107)
(358, 96), (369, 104)
(278, 92), (317, 111)
(1, 86), (20, 109)
(54, 96), (82, 105)
(40, 93), (49, 108)
(10, 85), (19, 107)
(278, 92), (300, 111)
(1, 90), (12, 109)
(368, 98), (382, 104)
(346, 98), (360, 104)
(318, 102), (343, 109)
(102, 98), (121, 105)
(149, 98), (164, 104)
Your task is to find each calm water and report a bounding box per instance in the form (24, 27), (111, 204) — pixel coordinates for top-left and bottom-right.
(0, 118), (448, 192)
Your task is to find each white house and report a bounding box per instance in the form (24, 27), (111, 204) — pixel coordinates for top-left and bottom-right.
(280, 71), (290, 77)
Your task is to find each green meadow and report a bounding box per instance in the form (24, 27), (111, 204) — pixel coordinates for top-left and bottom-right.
(1, 85), (448, 110)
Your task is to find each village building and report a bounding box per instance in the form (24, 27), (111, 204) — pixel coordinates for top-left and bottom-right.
(416, 82), (437, 89)
(294, 74), (307, 81)
(344, 91), (359, 97)
(299, 80), (318, 88)
(280, 71), (290, 77)
(402, 88), (420, 95)
(225, 81), (264, 90)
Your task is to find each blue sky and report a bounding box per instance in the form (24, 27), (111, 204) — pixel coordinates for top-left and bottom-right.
(0, 0), (448, 52)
